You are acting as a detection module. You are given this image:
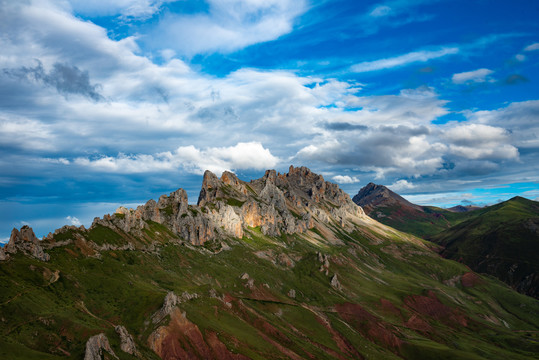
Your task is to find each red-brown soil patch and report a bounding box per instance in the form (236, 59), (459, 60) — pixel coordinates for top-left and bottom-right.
(404, 291), (467, 327)
(335, 303), (403, 349)
(404, 314), (433, 333)
(461, 272), (482, 288)
(378, 298), (402, 318)
(148, 308), (249, 360)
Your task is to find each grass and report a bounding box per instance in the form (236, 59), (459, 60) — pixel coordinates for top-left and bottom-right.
(0, 199), (538, 359)
(429, 197), (539, 297)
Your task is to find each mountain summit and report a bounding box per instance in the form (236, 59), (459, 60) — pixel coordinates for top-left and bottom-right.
(0, 167), (538, 359)
(351, 183), (469, 237)
(352, 182), (422, 214)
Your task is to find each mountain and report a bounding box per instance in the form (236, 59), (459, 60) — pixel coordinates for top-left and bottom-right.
(1, 166), (538, 360)
(429, 196), (539, 298)
(352, 183), (476, 238)
(447, 205), (482, 213)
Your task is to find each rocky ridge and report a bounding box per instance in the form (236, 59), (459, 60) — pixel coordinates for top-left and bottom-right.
(1, 166), (365, 263)
(4, 225), (50, 261)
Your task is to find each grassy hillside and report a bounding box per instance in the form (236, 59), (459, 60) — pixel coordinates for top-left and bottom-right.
(1, 218), (538, 359)
(430, 196), (539, 298)
(367, 204), (478, 238)
(2, 167), (538, 359)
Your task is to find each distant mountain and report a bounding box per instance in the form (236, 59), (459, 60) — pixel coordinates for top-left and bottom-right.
(447, 205), (482, 213)
(352, 183), (476, 238)
(1, 167), (538, 359)
(429, 196), (539, 298)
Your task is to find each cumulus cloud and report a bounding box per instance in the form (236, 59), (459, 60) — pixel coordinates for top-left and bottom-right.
(66, 215), (81, 226)
(74, 142), (279, 175)
(332, 175), (360, 184)
(452, 68), (494, 84)
(146, 0), (307, 56)
(444, 124), (519, 160)
(0, 237), (9, 244)
(389, 179), (416, 192)
(351, 47), (459, 73)
(524, 42), (539, 51)
(465, 100), (539, 150)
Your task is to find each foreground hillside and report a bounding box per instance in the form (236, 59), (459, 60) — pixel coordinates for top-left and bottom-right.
(0, 167), (538, 359)
(430, 196), (539, 299)
(352, 183), (476, 238)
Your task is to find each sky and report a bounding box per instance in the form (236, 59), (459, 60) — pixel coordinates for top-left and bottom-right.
(1, 0), (539, 241)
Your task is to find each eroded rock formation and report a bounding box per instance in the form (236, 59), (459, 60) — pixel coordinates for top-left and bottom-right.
(40, 166), (366, 251)
(115, 325), (138, 356)
(84, 333), (117, 360)
(4, 225), (49, 261)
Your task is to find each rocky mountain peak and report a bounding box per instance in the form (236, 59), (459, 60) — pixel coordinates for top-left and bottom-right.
(4, 225), (49, 261)
(33, 166), (367, 254)
(353, 182), (421, 214)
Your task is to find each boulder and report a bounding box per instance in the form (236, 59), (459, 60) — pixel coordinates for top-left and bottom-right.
(115, 325), (138, 356)
(84, 333), (117, 360)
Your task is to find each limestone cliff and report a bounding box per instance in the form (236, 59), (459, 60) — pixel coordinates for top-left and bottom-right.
(79, 166), (364, 248)
(4, 166), (366, 262)
(4, 225), (49, 261)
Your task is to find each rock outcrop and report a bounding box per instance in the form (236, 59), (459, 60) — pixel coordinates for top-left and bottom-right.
(50, 166), (366, 249)
(152, 291), (180, 324)
(5, 226), (49, 261)
(115, 325), (138, 356)
(84, 333), (117, 360)
(0, 247), (7, 261)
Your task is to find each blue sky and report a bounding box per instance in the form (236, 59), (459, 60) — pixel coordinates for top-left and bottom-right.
(1, 0), (539, 241)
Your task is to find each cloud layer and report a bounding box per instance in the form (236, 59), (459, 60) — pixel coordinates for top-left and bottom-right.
(0, 0), (538, 238)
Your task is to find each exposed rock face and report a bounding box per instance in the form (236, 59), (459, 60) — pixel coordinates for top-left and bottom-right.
(0, 247), (7, 261)
(84, 333), (117, 360)
(330, 274), (342, 290)
(76, 166), (366, 248)
(152, 291), (180, 324)
(5, 226), (49, 261)
(115, 325), (138, 356)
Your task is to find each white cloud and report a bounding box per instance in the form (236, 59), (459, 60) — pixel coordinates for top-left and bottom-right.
(404, 192), (475, 206)
(515, 54), (526, 62)
(351, 47), (459, 73)
(444, 124), (518, 161)
(370, 5), (391, 17)
(0, 237), (9, 245)
(524, 42), (539, 52)
(0, 117), (57, 151)
(66, 216), (81, 226)
(465, 100), (539, 150)
(389, 179), (416, 192)
(452, 68), (494, 84)
(332, 175), (360, 184)
(147, 0), (307, 56)
(67, 0), (174, 19)
(74, 142), (279, 175)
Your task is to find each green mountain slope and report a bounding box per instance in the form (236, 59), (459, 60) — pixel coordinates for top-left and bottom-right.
(0, 167), (538, 359)
(352, 183), (477, 238)
(429, 196), (539, 299)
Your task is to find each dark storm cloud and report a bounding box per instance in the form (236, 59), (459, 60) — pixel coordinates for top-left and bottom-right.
(3, 60), (103, 101)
